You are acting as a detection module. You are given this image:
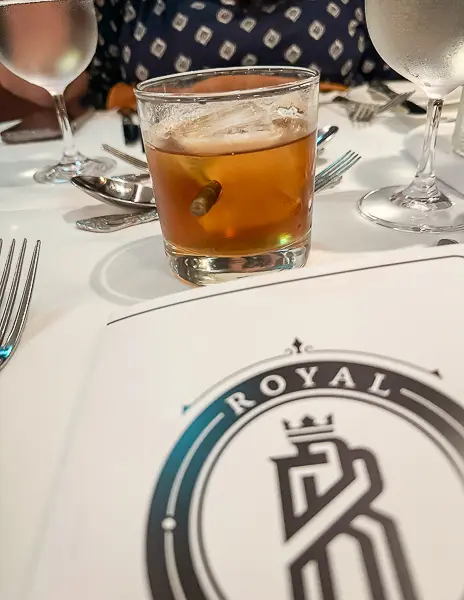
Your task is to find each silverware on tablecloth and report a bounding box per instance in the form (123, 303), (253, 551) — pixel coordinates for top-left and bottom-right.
(75, 150), (361, 232)
(102, 144), (149, 171)
(0, 239), (41, 372)
(316, 125), (339, 152)
(437, 238), (459, 245)
(369, 81), (427, 116)
(314, 150), (361, 192)
(102, 125), (340, 172)
(71, 173), (154, 210)
(333, 92), (413, 123)
(76, 210), (159, 233)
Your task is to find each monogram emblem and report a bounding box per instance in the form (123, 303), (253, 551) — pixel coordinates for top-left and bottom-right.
(146, 348), (464, 600)
(273, 415), (418, 600)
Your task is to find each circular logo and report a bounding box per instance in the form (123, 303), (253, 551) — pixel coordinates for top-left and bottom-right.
(146, 351), (464, 600)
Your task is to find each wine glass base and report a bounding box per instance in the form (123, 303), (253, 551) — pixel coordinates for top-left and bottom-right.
(358, 185), (464, 233)
(33, 154), (116, 184)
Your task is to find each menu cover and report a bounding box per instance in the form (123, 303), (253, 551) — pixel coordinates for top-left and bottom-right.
(27, 246), (464, 600)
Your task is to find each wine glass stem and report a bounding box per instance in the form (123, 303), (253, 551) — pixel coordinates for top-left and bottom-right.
(409, 98), (443, 201)
(52, 92), (80, 165)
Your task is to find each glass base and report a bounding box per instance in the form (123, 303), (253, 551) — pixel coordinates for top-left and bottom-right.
(33, 152), (116, 184)
(165, 234), (311, 286)
(358, 185), (464, 233)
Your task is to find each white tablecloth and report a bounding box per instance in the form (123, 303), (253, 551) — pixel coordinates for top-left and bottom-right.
(1, 105), (463, 600)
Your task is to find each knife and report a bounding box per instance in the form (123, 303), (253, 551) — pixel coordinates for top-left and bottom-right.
(370, 81), (427, 115)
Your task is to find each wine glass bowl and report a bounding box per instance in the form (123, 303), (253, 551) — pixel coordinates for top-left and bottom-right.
(0, 0), (97, 91)
(366, 0), (464, 99)
(0, 0), (115, 184)
(359, 0), (464, 232)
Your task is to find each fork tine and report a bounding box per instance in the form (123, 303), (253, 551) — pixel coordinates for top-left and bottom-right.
(357, 105), (369, 122)
(337, 153), (361, 175)
(0, 239), (26, 345)
(366, 106), (377, 121)
(333, 151), (360, 170)
(314, 159), (360, 193)
(315, 152), (361, 192)
(316, 151), (357, 182)
(360, 104), (373, 122)
(329, 154), (361, 180)
(353, 106), (363, 122)
(315, 151), (353, 182)
(0, 239), (16, 306)
(351, 104), (363, 122)
(0, 240), (40, 370)
(366, 103), (378, 121)
(346, 104), (358, 121)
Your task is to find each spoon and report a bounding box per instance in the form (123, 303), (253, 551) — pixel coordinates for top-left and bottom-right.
(71, 173), (154, 210)
(436, 238), (459, 245)
(317, 125), (339, 152)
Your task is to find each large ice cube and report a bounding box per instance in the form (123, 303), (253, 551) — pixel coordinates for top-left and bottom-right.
(169, 103), (305, 155)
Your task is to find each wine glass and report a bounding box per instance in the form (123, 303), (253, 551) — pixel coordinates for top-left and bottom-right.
(359, 0), (464, 232)
(0, 0), (115, 184)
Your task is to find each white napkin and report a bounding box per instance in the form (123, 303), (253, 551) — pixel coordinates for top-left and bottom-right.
(404, 122), (464, 193)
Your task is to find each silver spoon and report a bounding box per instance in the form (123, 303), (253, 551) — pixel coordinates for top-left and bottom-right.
(317, 125), (339, 152)
(71, 174), (154, 210)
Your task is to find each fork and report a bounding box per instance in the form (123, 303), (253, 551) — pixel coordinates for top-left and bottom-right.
(314, 150), (361, 192)
(334, 92), (413, 123)
(0, 239), (41, 371)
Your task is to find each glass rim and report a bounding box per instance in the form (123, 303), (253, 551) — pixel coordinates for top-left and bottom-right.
(134, 66), (320, 103)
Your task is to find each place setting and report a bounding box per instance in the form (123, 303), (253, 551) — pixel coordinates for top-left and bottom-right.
(1, 0), (464, 598)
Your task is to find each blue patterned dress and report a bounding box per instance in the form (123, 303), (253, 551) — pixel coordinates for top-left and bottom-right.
(88, 0), (396, 107)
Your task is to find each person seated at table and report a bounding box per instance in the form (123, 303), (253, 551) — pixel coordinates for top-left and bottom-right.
(0, 0), (397, 114)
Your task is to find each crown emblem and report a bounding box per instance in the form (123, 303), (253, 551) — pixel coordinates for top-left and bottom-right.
(283, 414), (334, 439)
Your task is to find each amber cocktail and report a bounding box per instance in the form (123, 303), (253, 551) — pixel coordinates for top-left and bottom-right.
(136, 67), (319, 285)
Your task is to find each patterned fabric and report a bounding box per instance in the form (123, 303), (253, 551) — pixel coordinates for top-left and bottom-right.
(88, 0), (396, 108)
